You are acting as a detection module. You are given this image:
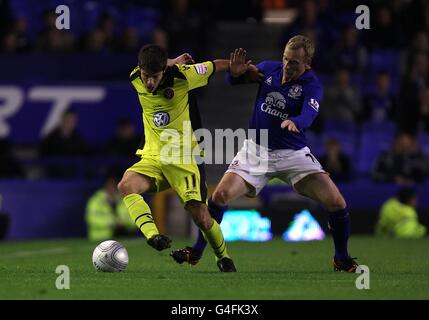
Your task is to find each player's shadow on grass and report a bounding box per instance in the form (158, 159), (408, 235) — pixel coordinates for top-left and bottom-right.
(192, 270), (345, 275)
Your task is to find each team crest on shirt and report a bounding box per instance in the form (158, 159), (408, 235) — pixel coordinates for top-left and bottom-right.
(288, 85), (302, 99)
(153, 111), (170, 127)
(194, 64), (208, 75)
(308, 98), (320, 112)
(163, 88), (174, 99)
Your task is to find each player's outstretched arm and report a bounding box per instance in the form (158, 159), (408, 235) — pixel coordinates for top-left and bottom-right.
(230, 48), (251, 76)
(180, 52), (256, 91)
(213, 48), (260, 76)
(281, 87), (322, 133)
(168, 53), (195, 66)
(227, 48), (264, 84)
(212, 59), (230, 73)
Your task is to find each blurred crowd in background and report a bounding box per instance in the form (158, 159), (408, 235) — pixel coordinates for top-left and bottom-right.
(0, 0), (249, 57)
(1, 0), (429, 187)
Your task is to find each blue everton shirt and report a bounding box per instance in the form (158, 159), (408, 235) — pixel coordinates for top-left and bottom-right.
(227, 60), (323, 150)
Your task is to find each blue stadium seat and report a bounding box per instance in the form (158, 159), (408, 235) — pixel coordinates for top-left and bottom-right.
(314, 73), (332, 88)
(305, 130), (322, 156)
(9, 0), (45, 40)
(367, 50), (401, 96)
(368, 50), (400, 74)
(350, 74), (364, 94)
(361, 120), (396, 134)
(322, 121), (358, 156)
(323, 119), (358, 134)
(80, 1), (104, 32)
(124, 8), (160, 39)
(335, 13), (356, 28)
(418, 131), (429, 157)
(321, 130), (358, 160)
(357, 121), (397, 174)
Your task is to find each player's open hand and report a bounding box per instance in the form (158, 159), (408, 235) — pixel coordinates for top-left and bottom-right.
(230, 48), (252, 77)
(174, 53), (195, 65)
(280, 119), (300, 133)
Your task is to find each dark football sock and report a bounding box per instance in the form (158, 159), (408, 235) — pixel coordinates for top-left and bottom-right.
(328, 208), (351, 261)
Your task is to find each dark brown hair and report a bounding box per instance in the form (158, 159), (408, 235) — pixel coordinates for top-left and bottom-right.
(138, 44), (168, 74)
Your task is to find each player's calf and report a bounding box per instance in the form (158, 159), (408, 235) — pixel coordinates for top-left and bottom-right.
(186, 201), (213, 231)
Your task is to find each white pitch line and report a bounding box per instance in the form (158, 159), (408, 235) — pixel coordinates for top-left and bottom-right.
(0, 247), (69, 258)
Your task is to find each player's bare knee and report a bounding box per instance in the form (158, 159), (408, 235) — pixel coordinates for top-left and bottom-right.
(326, 193), (346, 212)
(212, 189), (230, 206)
(117, 180), (125, 196)
(117, 179), (134, 197)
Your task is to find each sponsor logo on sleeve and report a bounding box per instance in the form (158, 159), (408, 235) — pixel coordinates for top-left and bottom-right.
(308, 98), (319, 112)
(194, 64), (208, 75)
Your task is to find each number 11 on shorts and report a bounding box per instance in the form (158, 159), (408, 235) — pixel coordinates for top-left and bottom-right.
(184, 174), (197, 190)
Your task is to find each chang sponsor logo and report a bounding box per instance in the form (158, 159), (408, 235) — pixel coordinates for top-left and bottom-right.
(260, 92), (288, 120)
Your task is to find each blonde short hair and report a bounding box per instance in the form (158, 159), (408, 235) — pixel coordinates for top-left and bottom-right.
(286, 35), (315, 65)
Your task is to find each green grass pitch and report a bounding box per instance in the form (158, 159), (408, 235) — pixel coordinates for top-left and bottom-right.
(0, 236), (428, 299)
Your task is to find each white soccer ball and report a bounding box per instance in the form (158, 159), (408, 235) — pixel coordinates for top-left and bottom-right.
(92, 240), (129, 272)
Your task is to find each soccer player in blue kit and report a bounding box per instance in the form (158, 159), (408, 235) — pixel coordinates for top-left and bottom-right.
(171, 35), (359, 272)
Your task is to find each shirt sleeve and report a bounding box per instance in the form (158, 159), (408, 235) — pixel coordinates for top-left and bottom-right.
(178, 61), (215, 91)
(288, 84), (323, 130)
(255, 61), (267, 72)
(129, 66), (139, 79)
(129, 66), (140, 91)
